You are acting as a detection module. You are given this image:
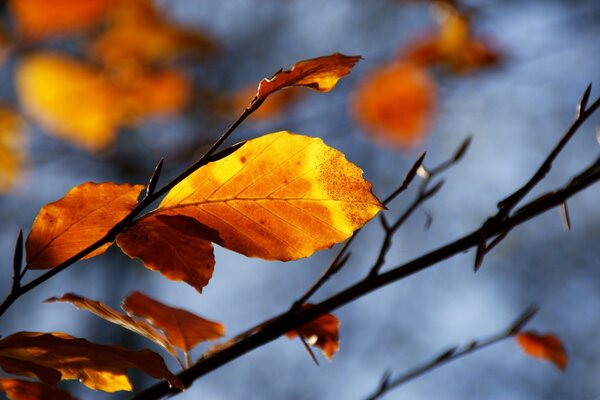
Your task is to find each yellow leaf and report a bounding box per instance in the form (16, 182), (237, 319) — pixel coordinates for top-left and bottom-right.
(45, 293), (179, 359)
(516, 331), (568, 371)
(352, 61), (436, 148)
(0, 332), (182, 392)
(145, 131), (382, 261)
(123, 291), (225, 352)
(0, 379), (76, 400)
(10, 0), (110, 40)
(257, 53), (361, 100)
(15, 53), (121, 151)
(0, 107), (27, 193)
(26, 182), (143, 270)
(286, 305), (339, 360)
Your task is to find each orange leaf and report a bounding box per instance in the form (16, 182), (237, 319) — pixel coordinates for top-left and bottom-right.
(144, 132), (382, 262)
(117, 214), (216, 292)
(26, 182), (143, 270)
(15, 53), (122, 151)
(516, 331), (568, 371)
(45, 293), (178, 358)
(0, 379), (75, 400)
(0, 357), (61, 387)
(256, 53), (361, 100)
(0, 106), (27, 193)
(286, 306), (339, 360)
(352, 61), (436, 148)
(0, 332), (183, 392)
(10, 0), (109, 40)
(123, 291), (225, 352)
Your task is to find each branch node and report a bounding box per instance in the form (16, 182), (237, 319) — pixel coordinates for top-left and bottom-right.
(578, 83), (592, 117)
(146, 158), (164, 198)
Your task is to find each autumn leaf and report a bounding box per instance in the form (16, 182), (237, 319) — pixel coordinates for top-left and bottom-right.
(45, 293), (179, 358)
(0, 379), (76, 400)
(352, 61), (436, 148)
(15, 53), (122, 151)
(516, 331), (568, 371)
(286, 306), (339, 360)
(0, 332), (183, 392)
(117, 214), (216, 292)
(10, 0), (109, 40)
(119, 131), (382, 281)
(0, 107), (27, 193)
(26, 182), (143, 270)
(123, 291), (225, 352)
(256, 53), (361, 100)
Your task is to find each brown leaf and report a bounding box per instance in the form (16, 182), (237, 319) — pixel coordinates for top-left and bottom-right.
(286, 306), (339, 360)
(117, 214), (216, 293)
(352, 61), (436, 148)
(0, 106), (27, 193)
(0, 332), (183, 392)
(516, 331), (568, 371)
(26, 182), (143, 270)
(123, 291), (225, 352)
(0, 356), (61, 387)
(45, 293), (178, 358)
(0, 379), (76, 400)
(256, 53), (361, 100)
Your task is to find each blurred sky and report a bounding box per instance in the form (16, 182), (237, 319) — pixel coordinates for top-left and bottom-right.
(1, 0), (600, 399)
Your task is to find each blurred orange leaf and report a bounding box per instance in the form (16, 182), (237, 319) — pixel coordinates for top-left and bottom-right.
(123, 291), (225, 352)
(0, 107), (27, 193)
(45, 293), (179, 358)
(0, 332), (183, 392)
(26, 182), (143, 270)
(10, 0), (109, 40)
(516, 331), (568, 371)
(0, 379), (76, 400)
(286, 307), (339, 360)
(16, 53), (122, 151)
(138, 132), (382, 263)
(257, 53), (360, 100)
(352, 61), (436, 148)
(233, 85), (303, 121)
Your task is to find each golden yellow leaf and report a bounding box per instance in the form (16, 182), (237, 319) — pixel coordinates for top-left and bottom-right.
(15, 53), (121, 151)
(45, 293), (179, 358)
(0, 379), (76, 400)
(256, 53), (361, 100)
(0, 332), (182, 392)
(117, 215), (216, 292)
(286, 306), (339, 360)
(0, 107), (27, 193)
(123, 291), (225, 351)
(516, 331), (568, 371)
(26, 182), (143, 270)
(352, 61), (436, 148)
(146, 131), (382, 261)
(10, 0), (109, 39)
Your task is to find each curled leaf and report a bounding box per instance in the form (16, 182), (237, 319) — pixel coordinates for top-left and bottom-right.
(26, 182), (143, 270)
(257, 53), (361, 100)
(0, 379), (76, 400)
(0, 332), (183, 392)
(286, 306), (339, 360)
(516, 331), (568, 371)
(123, 291), (225, 352)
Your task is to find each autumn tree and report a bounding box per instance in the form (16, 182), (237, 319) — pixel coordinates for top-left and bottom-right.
(1, 1), (599, 399)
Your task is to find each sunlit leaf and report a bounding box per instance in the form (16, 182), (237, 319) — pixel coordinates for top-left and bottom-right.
(117, 215), (216, 293)
(286, 306), (339, 360)
(123, 291), (225, 352)
(0, 332), (183, 392)
(0, 107), (27, 193)
(257, 53), (361, 100)
(0, 379), (76, 400)
(10, 0), (109, 39)
(516, 331), (568, 371)
(352, 61), (436, 148)
(45, 293), (178, 358)
(16, 53), (121, 151)
(138, 131), (382, 263)
(26, 182), (143, 270)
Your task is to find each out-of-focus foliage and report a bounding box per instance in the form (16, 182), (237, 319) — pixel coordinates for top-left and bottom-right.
(0, 107), (26, 192)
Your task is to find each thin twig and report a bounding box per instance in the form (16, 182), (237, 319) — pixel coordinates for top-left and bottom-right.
(364, 306), (539, 400)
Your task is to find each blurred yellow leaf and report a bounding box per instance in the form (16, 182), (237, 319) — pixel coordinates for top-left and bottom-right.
(10, 0), (110, 40)
(232, 85), (303, 121)
(352, 61), (436, 148)
(0, 107), (27, 193)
